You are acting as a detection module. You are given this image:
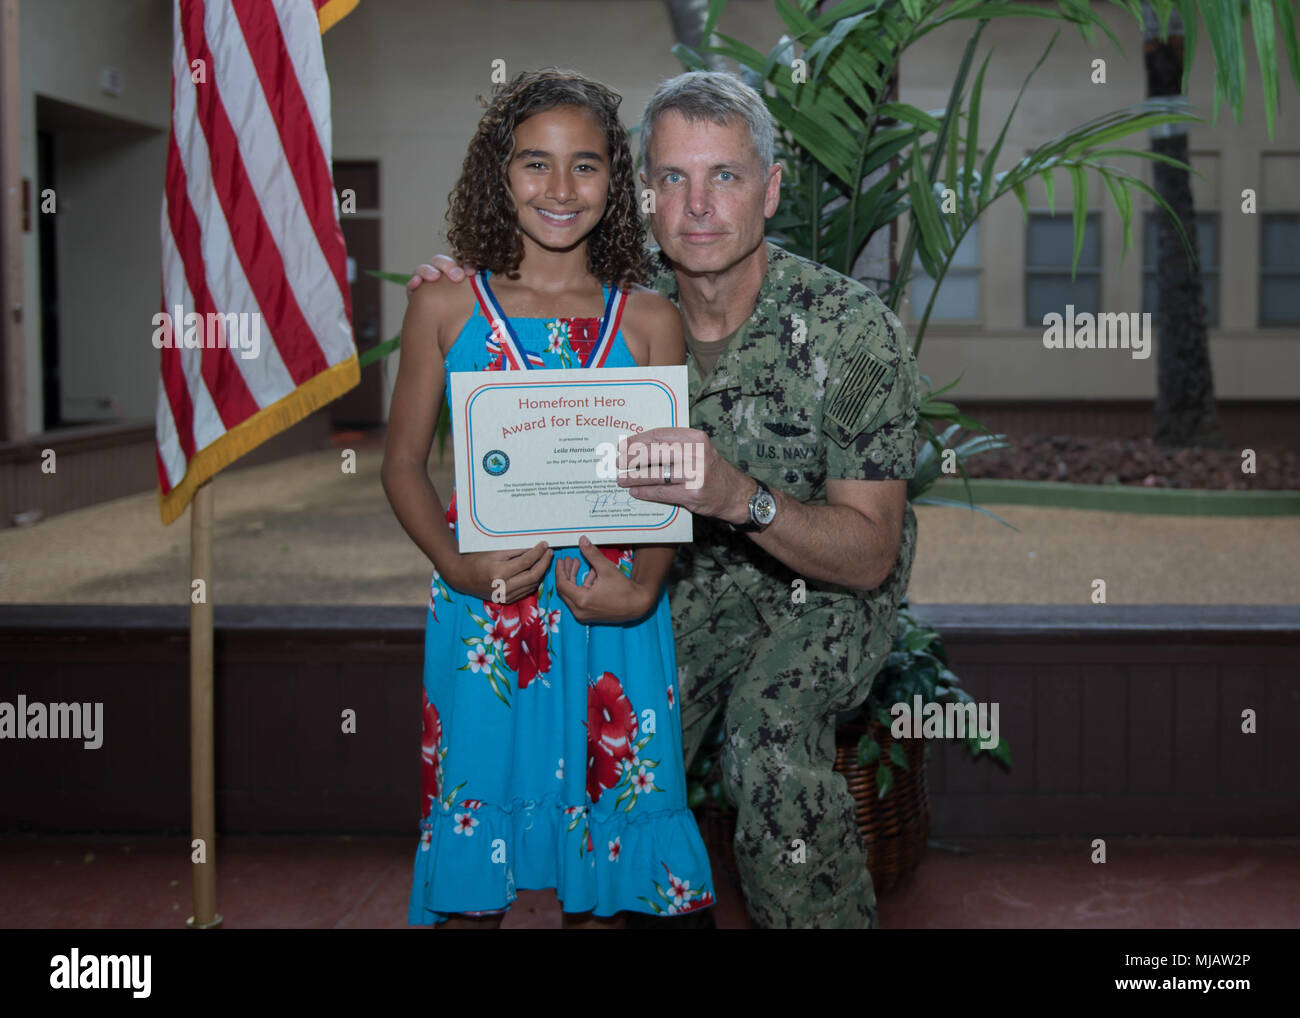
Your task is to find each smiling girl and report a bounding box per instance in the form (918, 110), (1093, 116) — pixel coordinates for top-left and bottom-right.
(381, 69), (714, 928)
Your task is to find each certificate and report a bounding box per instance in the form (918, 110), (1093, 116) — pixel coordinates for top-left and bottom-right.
(449, 366), (693, 552)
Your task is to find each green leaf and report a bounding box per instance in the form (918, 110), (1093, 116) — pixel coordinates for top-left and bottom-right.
(1275, 0), (1300, 97)
(880, 102), (943, 133)
(358, 332), (400, 368)
(1099, 169), (1133, 260)
(1173, 1), (1199, 96)
(364, 269), (414, 286)
(703, 0), (727, 38)
(809, 0), (884, 31)
(804, 11), (874, 93)
(1087, 147), (1196, 173)
(1248, 0), (1280, 138)
(899, 0), (923, 24)
(1067, 162), (1088, 279)
(875, 763), (893, 799)
(858, 733), (881, 767)
(1124, 173), (1197, 267)
(1203, 0), (1247, 124)
(889, 740), (910, 772)
(1041, 165), (1055, 215)
(670, 43), (710, 72)
(964, 50), (991, 215)
(903, 627), (939, 652)
(908, 146), (948, 278)
(1010, 179), (1030, 220)
(924, 372), (966, 400)
(939, 2), (1095, 26)
(908, 494), (1018, 530)
(979, 31), (1058, 208)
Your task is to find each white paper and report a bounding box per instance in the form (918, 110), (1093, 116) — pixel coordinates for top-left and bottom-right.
(449, 366), (693, 552)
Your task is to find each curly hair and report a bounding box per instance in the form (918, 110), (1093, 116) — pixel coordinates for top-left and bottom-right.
(445, 68), (649, 291)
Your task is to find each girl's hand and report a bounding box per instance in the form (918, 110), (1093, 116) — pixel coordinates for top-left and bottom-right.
(554, 537), (654, 624)
(448, 542), (552, 603)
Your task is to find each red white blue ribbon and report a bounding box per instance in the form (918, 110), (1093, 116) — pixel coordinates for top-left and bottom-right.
(470, 271), (627, 370)
(470, 272), (543, 369)
(585, 282), (626, 369)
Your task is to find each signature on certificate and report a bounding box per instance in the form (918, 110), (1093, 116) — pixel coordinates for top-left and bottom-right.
(585, 488), (634, 514)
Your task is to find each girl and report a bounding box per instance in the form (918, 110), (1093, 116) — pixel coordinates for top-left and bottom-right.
(382, 68), (714, 928)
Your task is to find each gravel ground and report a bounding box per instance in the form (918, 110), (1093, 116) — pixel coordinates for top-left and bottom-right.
(1, 434), (1297, 605)
(966, 434), (1300, 490)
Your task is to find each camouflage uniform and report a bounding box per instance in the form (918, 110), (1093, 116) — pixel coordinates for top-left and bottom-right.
(648, 241), (920, 928)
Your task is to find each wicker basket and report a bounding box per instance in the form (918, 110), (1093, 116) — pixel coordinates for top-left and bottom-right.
(692, 719), (930, 897)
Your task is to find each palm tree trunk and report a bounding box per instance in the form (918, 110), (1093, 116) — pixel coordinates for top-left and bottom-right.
(661, 0), (724, 67)
(1143, 2), (1223, 447)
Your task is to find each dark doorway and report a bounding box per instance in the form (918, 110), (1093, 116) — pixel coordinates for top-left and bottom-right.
(332, 160), (382, 429)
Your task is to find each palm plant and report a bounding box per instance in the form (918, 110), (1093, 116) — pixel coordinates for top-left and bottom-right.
(673, 1), (1202, 488)
(672, 0), (1300, 482)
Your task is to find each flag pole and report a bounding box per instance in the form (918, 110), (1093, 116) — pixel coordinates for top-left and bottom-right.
(186, 475), (221, 929)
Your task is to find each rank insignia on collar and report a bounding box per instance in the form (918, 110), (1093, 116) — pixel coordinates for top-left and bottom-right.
(823, 348), (894, 448)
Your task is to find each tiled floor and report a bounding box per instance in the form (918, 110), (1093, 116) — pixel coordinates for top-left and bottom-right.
(1, 835), (1296, 929)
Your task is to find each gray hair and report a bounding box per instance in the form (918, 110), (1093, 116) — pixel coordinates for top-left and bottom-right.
(639, 70), (776, 172)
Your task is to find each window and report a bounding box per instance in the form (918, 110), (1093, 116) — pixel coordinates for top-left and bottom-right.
(911, 222), (980, 322)
(1260, 213), (1300, 326)
(1143, 212), (1219, 328)
(1025, 212), (1102, 325)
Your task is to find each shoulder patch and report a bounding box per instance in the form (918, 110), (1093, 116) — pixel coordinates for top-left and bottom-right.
(823, 347), (894, 448)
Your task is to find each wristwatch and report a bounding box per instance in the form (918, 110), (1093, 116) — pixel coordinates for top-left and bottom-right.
(728, 477), (777, 533)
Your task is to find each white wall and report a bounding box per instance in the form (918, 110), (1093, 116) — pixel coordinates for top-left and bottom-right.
(18, 0), (171, 433)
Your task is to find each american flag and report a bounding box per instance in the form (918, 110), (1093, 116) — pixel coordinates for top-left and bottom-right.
(156, 0), (359, 525)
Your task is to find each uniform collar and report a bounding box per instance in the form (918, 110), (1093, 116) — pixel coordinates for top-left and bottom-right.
(656, 242), (787, 405)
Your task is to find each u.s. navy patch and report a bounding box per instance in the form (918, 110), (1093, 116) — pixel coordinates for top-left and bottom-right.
(823, 347), (894, 448)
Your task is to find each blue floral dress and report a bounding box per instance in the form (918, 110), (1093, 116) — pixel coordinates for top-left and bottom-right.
(408, 270), (715, 924)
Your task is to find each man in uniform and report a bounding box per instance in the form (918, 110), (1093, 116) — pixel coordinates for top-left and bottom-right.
(407, 71), (919, 928)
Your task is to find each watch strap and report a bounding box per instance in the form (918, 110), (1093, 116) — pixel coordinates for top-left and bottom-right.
(728, 477), (772, 533)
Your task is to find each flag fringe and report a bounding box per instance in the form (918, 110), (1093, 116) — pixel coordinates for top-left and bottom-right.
(157, 354), (361, 526)
(318, 0), (359, 34)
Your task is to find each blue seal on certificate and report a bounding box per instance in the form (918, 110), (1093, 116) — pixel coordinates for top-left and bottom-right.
(482, 450), (510, 477)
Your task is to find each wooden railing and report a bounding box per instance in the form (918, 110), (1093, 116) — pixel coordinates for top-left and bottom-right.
(1, 603), (1295, 836)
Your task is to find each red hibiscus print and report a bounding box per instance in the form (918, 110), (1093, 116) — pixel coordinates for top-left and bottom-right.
(445, 490), (457, 530)
(482, 597), (530, 636)
(598, 545), (633, 566)
(420, 691), (442, 818)
(676, 891), (715, 915)
(502, 613), (552, 689)
(586, 672), (639, 802)
(483, 615), (511, 648)
(567, 317), (600, 364)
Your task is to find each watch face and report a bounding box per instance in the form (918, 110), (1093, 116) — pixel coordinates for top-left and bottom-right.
(753, 492), (777, 526)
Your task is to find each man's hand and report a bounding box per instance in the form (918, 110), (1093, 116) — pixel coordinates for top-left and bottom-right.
(448, 542), (552, 604)
(406, 254), (476, 297)
(554, 537), (654, 624)
(615, 427), (755, 524)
